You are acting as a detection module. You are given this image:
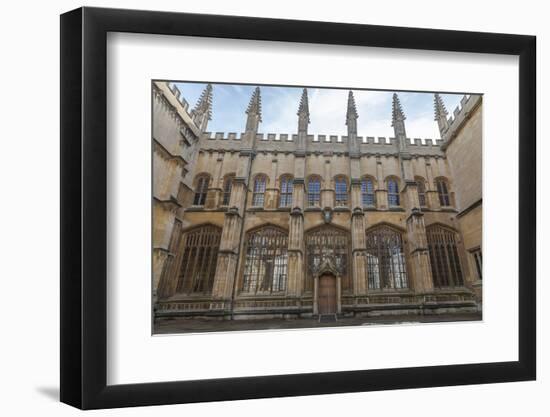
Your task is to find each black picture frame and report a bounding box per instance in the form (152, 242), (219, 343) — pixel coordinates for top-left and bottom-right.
(60, 6), (536, 410)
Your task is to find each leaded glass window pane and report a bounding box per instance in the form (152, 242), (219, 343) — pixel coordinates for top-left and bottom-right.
(427, 225), (464, 287)
(387, 178), (400, 207)
(193, 176), (209, 206)
(222, 175), (234, 206)
(471, 248), (482, 280)
(280, 176), (293, 207)
(436, 179), (450, 207)
(366, 225), (408, 290)
(308, 177), (321, 207)
(335, 177), (348, 206)
(416, 178), (426, 207)
(242, 226), (288, 294)
(361, 178), (375, 207)
(252, 176), (267, 207)
(176, 225), (221, 294)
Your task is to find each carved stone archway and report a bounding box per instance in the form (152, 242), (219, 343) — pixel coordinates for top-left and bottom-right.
(312, 257), (342, 316)
(305, 225), (350, 317)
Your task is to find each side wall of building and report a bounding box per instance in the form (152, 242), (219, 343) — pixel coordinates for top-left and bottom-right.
(152, 82), (202, 300)
(444, 97), (483, 302)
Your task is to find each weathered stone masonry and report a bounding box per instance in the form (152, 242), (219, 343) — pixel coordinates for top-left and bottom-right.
(153, 81), (483, 320)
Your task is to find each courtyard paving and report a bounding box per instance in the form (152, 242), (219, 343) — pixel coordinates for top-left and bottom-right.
(153, 312), (482, 334)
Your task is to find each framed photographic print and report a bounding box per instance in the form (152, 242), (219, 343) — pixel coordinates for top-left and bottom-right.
(60, 6), (536, 409)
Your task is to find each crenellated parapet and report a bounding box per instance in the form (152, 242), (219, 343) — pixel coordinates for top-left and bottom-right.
(168, 83), (192, 113)
(440, 94), (482, 150)
(199, 131), (445, 157)
(154, 83), (202, 140)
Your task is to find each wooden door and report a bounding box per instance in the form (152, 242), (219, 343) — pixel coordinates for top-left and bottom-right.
(318, 274), (337, 315)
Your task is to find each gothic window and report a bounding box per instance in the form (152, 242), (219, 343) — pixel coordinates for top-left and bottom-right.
(470, 248), (482, 280)
(242, 226), (288, 294)
(221, 175), (234, 206)
(176, 225), (221, 294)
(415, 177), (427, 207)
(387, 177), (400, 207)
(366, 225), (408, 290)
(436, 178), (451, 207)
(427, 225), (464, 287)
(193, 175), (209, 206)
(305, 226), (351, 292)
(307, 176), (321, 207)
(335, 176), (348, 206)
(361, 177), (375, 207)
(252, 175), (267, 207)
(279, 175), (293, 208)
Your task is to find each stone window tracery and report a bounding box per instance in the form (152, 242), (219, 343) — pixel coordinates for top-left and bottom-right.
(222, 175), (234, 206)
(279, 176), (293, 208)
(436, 178), (451, 207)
(427, 225), (464, 287)
(242, 226), (288, 294)
(175, 225), (221, 294)
(361, 177), (375, 207)
(305, 226), (351, 292)
(335, 176), (348, 206)
(416, 177), (427, 207)
(307, 176), (321, 207)
(387, 178), (400, 207)
(193, 175), (209, 206)
(366, 225), (408, 290)
(470, 248), (482, 281)
(252, 175), (267, 207)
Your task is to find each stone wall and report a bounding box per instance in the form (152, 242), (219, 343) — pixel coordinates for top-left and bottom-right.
(152, 84), (483, 318)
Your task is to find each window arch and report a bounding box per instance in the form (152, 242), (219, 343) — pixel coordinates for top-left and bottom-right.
(426, 224), (464, 287)
(305, 225), (351, 292)
(193, 175), (210, 206)
(415, 176), (427, 207)
(279, 175), (293, 208)
(366, 225), (408, 290)
(361, 177), (376, 207)
(334, 176), (348, 206)
(252, 175), (267, 207)
(387, 177), (400, 207)
(436, 178), (451, 207)
(176, 225), (221, 294)
(242, 226), (288, 294)
(221, 174), (234, 206)
(307, 176), (321, 207)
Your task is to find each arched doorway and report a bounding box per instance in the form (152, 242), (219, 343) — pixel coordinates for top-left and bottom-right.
(311, 256), (343, 319)
(318, 273), (337, 315)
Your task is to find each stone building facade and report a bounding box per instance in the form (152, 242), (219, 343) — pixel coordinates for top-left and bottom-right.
(152, 81), (483, 320)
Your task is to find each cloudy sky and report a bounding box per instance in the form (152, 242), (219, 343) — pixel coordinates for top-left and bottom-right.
(172, 82), (464, 139)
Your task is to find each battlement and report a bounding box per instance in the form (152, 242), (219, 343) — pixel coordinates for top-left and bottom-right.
(442, 94), (482, 147)
(199, 130), (444, 157)
(201, 131), (441, 146)
(169, 83), (191, 113)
